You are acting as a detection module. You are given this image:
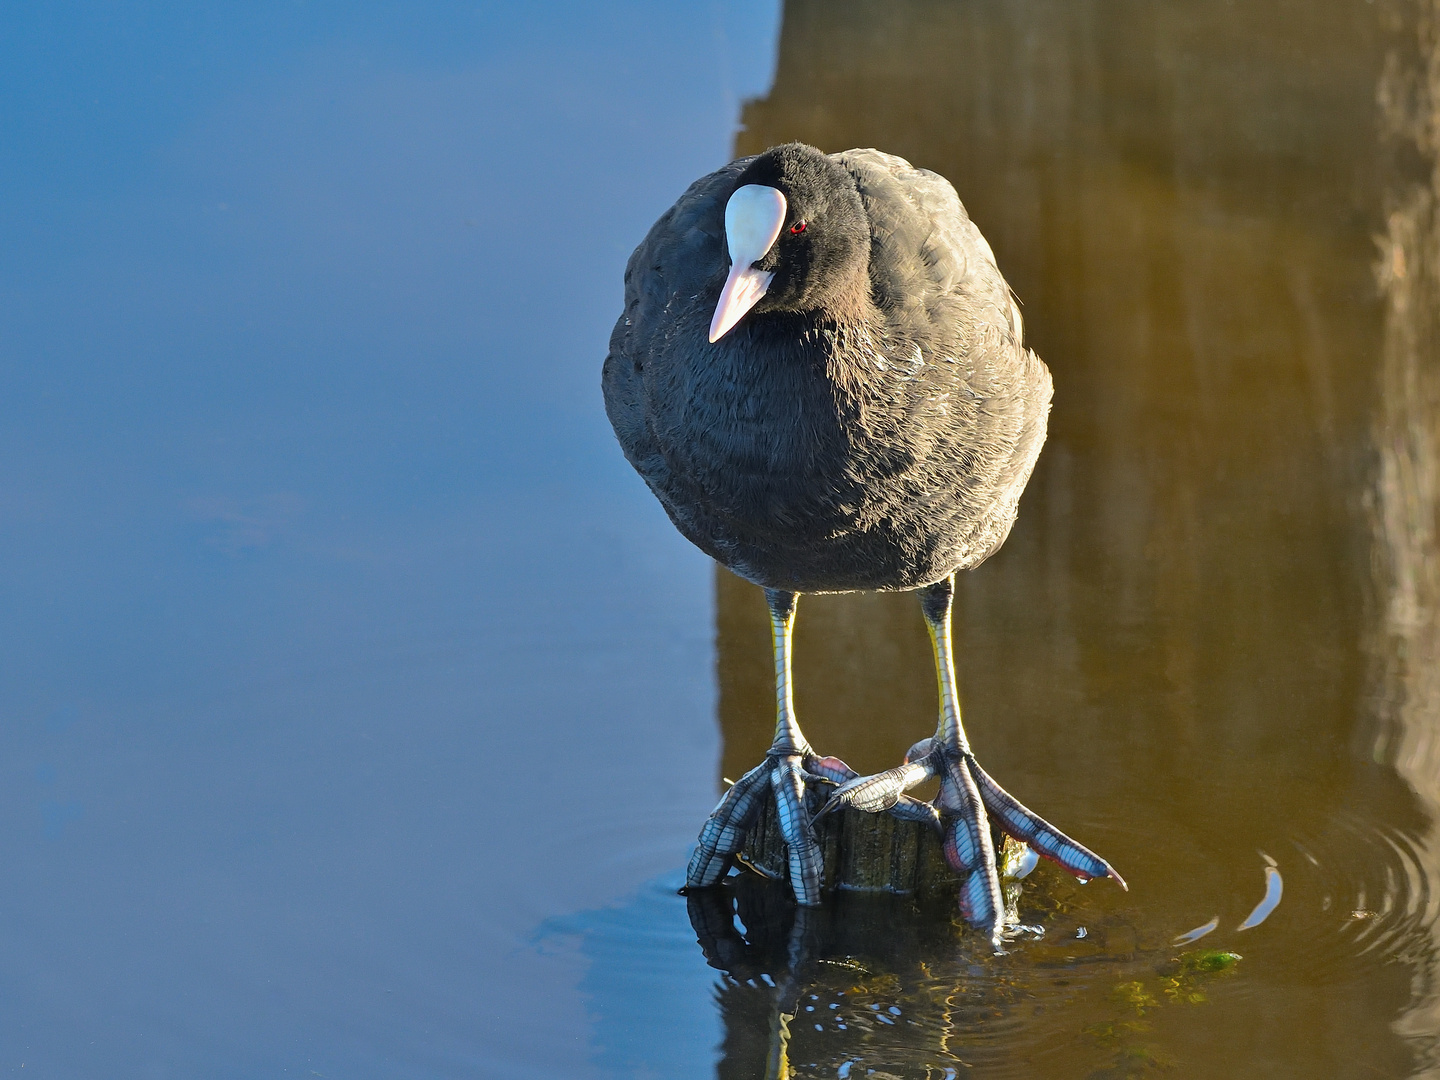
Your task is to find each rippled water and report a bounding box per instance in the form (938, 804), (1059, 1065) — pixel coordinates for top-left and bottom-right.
(4, 1), (1440, 1077)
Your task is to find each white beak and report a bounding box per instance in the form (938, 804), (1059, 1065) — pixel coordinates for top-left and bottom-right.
(709, 184), (787, 343)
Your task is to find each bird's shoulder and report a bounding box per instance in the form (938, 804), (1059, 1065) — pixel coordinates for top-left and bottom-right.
(604, 160), (754, 489)
(833, 148), (1017, 355)
(620, 158), (750, 330)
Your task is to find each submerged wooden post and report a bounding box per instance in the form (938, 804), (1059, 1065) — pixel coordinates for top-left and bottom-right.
(737, 787), (1015, 900)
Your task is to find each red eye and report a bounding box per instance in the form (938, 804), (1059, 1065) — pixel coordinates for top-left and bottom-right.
(789, 221), (807, 234)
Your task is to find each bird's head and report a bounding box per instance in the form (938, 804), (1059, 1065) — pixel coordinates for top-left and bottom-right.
(708, 143), (870, 343)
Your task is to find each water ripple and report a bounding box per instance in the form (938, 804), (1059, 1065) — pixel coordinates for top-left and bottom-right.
(1236, 856), (1283, 932)
(1275, 815), (1440, 983)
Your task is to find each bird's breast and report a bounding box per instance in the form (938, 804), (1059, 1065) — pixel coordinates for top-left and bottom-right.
(650, 330), (917, 530)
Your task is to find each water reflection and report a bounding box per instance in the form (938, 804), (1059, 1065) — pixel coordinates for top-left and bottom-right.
(686, 873), (1263, 1079)
(1372, 4), (1440, 1070)
(701, 0), (1440, 1075)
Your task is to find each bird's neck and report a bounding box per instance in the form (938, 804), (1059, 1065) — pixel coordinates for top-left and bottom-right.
(811, 264), (877, 329)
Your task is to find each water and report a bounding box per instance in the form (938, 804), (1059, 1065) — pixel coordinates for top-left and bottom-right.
(3, 1), (1440, 1077)
(0, 3), (773, 1075)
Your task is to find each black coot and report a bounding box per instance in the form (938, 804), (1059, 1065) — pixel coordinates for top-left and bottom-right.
(603, 143), (1123, 946)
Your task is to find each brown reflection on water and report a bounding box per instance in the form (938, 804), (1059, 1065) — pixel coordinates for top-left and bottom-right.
(707, 1), (1440, 1076)
(1373, 5), (1440, 1069)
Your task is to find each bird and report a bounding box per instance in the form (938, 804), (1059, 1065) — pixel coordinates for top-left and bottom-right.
(602, 142), (1124, 946)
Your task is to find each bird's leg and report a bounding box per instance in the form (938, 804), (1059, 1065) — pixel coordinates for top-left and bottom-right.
(927, 574), (1127, 944)
(765, 588), (808, 757)
(821, 574), (1125, 947)
(760, 589), (826, 904)
(921, 575), (1006, 942)
(686, 589), (859, 906)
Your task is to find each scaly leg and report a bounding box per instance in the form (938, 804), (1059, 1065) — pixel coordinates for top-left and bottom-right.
(821, 574), (1125, 946)
(686, 589), (857, 906)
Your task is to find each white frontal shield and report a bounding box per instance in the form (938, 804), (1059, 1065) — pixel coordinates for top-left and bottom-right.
(709, 184), (787, 343)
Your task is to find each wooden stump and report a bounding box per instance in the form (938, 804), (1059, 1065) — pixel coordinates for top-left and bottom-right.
(737, 784), (1017, 900)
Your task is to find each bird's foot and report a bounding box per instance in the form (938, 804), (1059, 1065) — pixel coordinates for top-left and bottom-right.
(819, 738), (1126, 947)
(685, 747), (859, 906)
(813, 738), (945, 830)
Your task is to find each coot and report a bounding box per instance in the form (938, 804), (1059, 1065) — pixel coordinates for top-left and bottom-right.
(602, 143), (1123, 946)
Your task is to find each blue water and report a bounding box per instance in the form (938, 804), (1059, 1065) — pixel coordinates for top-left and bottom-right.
(0, 4), (779, 1075)
(11, 5), (1440, 1078)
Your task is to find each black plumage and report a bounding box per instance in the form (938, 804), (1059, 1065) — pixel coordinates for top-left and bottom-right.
(603, 144), (1050, 594)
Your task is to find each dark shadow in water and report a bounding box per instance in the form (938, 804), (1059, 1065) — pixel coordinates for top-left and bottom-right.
(687, 872), (1275, 1079)
(701, 0), (1440, 1076)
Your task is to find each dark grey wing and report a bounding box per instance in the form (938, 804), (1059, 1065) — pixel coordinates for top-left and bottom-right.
(836, 147), (1019, 364)
(602, 158), (752, 493)
(835, 148), (1052, 572)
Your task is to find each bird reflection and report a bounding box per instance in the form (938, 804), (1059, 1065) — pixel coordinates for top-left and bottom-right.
(685, 876), (1050, 1079)
(688, 883), (818, 1079)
